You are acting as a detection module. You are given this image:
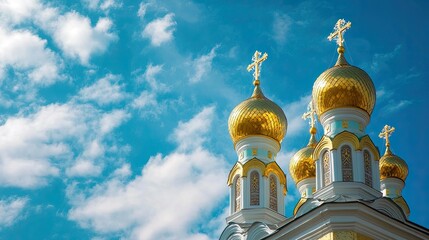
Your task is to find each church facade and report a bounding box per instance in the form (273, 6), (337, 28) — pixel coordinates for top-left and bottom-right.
(220, 19), (429, 240)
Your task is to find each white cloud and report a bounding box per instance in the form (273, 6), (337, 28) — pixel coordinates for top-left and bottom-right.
(132, 90), (158, 110)
(82, 0), (101, 10)
(142, 13), (176, 46)
(171, 106), (214, 151)
(79, 74), (127, 105)
(99, 109), (130, 135)
(283, 95), (311, 138)
(0, 103), (129, 188)
(83, 0), (122, 11)
(112, 163), (131, 178)
(0, 0), (117, 65)
(66, 160), (102, 177)
(0, 0), (42, 25)
(52, 12), (117, 64)
(273, 13), (292, 45)
(0, 197), (28, 228)
(0, 28), (61, 85)
(68, 106), (229, 239)
(189, 45), (219, 84)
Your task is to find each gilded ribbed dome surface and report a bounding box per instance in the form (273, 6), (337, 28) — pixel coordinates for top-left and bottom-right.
(289, 132), (317, 183)
(228, 85), (287, 144)
(312, 50), (376, 117)
(379, 148), (408, 181)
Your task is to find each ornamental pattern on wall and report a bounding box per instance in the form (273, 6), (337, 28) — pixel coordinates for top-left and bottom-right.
(250, 171), (260, 206)
(269, 175), (277, 211)
(341, 145), (353, 181)
(235, 177), (241, 212)
(364, 150), (372, 187)
(323, 151), (331, 186)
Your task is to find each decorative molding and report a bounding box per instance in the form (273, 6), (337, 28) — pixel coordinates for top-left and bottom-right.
(242, 158), (265, 177)
(332, 131), (360, 150)
(313, 136), (333, 160)
(359, 135), (380, 160)
(227, 163), (243, 186)
(265, 162), (287, 188)
(247, 222), (274, 240)
(226, 208), (286, 225)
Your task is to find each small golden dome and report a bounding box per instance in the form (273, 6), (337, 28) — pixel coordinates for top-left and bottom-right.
(289, 128), (317, 183)
(379, 147), (408, 181)
(312, 47), (376, 117)
(228, 84), (287, 145)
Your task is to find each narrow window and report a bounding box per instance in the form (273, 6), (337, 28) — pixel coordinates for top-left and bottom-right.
(269, 175), (277, 211)
(234, 177), (241, 212)
(364, 150), (373, 187)
(323, 151), (331, 186)
(341, 145), (353, 181)
(250, 171), (260, 206)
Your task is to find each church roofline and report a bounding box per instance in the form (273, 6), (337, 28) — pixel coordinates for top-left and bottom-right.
(263, 201), (429, 239)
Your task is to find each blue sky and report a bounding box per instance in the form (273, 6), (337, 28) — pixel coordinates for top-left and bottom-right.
(0, 0), (428, 239)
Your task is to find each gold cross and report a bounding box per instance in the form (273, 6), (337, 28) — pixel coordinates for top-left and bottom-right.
(302, 100), (317, 128)
(328, 19), (352, 47)
(379, 125), (395, 147)
(247, 51), (268, 85)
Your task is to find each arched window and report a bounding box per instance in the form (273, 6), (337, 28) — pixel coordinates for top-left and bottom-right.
(250, 171), (260, 206)
(322, 151), (331, 186)
(341, 145), (353, 182)
(234, 177), (241, 212)
(269, 175), (277, 211)
(364, 150), (372, 187)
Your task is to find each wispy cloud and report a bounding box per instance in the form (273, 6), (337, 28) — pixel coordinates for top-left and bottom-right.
(371, 45), (401, 73)
(283, 95), (311, 137)
(189, 45), (220, 84)
(137, 2), (149, 18)
(383, 99), (412, 114)
(68, 106), (228, 239)
(82, 0), (122, 12)
(394, 68), (421, 82)
(272, 13), (292, 46)
(376, 87), (392, 101)
(376, 86), (413, 114)
(78, 74), (128, 106)
(142, 13), (176, 46)
(139, 64), (167, 92)
(132, 64), (175, 117)
(0, 197), (28, 228)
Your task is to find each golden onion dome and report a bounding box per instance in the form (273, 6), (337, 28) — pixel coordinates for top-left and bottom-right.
(312, 46), (376, 117)
(379, 146), (408, 181)
(289, 127), (317, 183)
(228, 84), (287, 145)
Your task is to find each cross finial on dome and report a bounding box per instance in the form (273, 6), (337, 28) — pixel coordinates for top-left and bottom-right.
(379, 124), (395, 149)
(302, 100), (317, 131)
(328, 19), (351, 52)
(302, 100), (318, 146)
(247, 51), (268, 86)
